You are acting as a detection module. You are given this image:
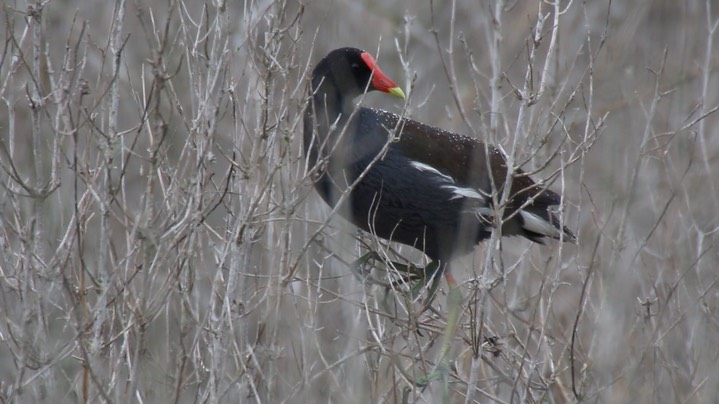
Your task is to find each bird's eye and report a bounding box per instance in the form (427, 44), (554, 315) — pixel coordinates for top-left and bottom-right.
(351, 63), (360, 70)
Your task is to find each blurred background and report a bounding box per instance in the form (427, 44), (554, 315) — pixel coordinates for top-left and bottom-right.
(1, 0), (718, 402)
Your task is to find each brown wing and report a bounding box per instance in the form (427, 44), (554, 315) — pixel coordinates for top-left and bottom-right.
(369, 109), (555, 209)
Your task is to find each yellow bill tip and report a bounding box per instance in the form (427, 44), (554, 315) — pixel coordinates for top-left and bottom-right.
(387, 86), (406, 99)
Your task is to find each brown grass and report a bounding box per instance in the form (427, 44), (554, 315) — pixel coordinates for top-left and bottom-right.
(1, 0), (718, 402)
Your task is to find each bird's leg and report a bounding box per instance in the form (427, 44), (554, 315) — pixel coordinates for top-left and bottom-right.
(350, 251), (425, 314)
(438, 270), (463, 365)
(412, 261), (443, 312)
(351, 253), (445, 310)
(351, 251), (416, 280)
(352, 252), (464, 398)
(392, 266), (464, 399)
(350, 251), (384, 279)
(427, 269), (463, 396)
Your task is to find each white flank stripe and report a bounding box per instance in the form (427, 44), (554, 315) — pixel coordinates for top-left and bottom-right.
(409, 161), (487, 203)
(409, 161), (455, 183)
(476, 207), (493, 216)
(520, 211), (561, 238)
(441, 185), (486, 201)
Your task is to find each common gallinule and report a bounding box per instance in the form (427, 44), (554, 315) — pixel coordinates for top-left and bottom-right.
(304, 47), (575, 386)
(304, 47), (575, 286)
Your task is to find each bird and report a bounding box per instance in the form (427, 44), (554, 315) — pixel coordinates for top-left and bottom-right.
(303, 47), (576, 385)
(304, 47), (575, 285)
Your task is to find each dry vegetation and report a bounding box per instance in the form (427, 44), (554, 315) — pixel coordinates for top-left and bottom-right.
(1, 0), (718, 402)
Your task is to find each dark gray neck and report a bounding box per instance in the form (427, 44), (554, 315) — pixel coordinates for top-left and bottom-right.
(304, 77), (354, 172)
(310, 74), (356, 122)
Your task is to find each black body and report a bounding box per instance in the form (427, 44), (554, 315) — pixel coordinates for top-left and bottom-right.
(304, 48), (575, 264)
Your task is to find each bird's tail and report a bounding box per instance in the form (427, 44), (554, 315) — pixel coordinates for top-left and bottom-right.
(518, 208), (576, 244)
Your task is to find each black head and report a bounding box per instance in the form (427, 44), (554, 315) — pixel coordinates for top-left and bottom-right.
(311, 47), (405, 99)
